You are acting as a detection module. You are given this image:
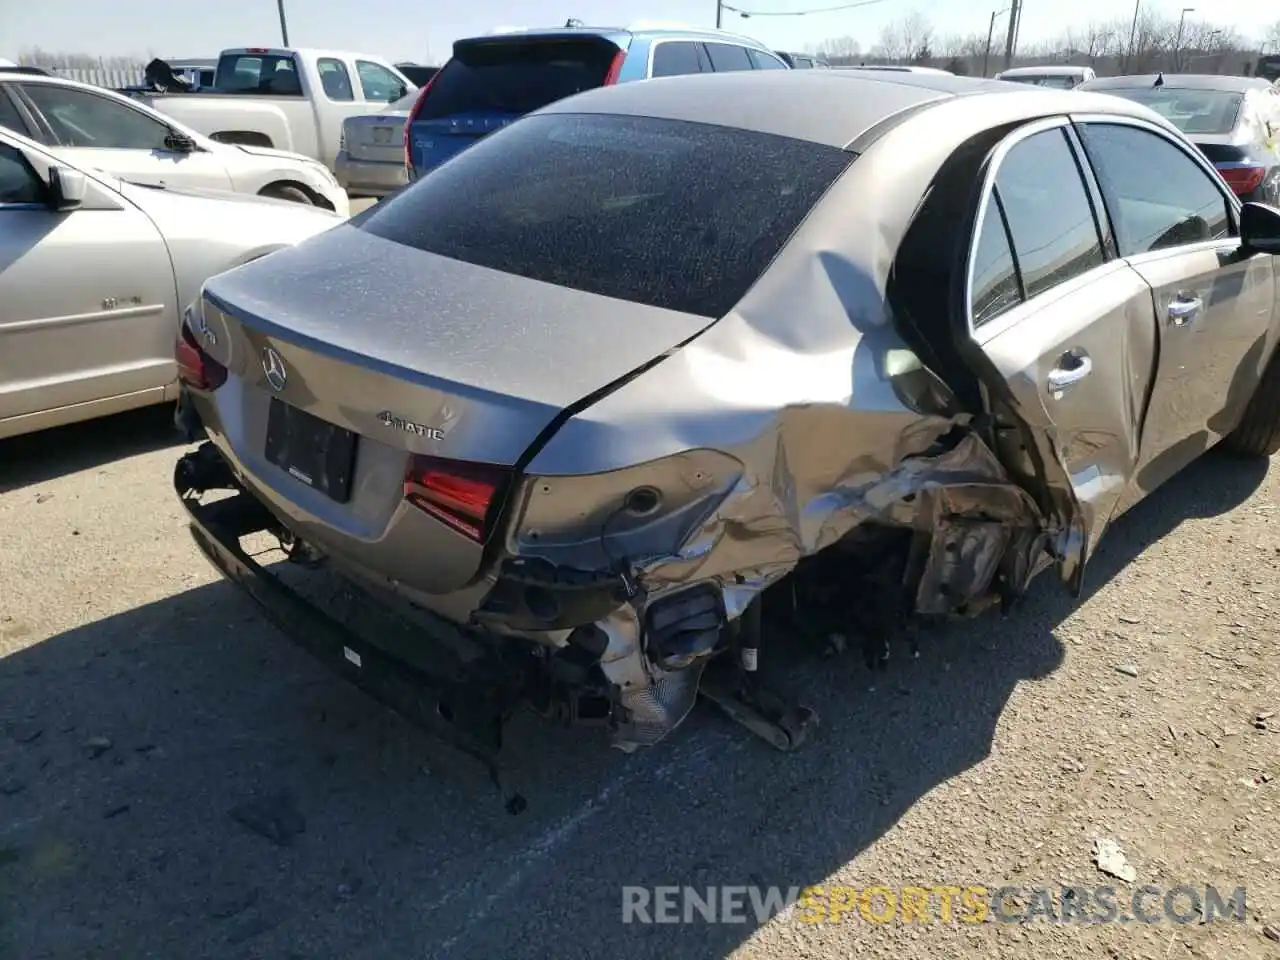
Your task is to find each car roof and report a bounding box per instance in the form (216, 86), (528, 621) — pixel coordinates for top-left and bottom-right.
(1081, 73), (1272, 92)
(998, 65), (1091, 76)
(535, 70), (1161, 149)
(454, 24), (772, 47)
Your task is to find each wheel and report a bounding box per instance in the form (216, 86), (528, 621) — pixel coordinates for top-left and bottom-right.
(1223, 341), (1280, 457)
(259, 184), (313, 205)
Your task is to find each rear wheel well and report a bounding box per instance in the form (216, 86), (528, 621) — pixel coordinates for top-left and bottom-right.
(210, 130), (274, 148)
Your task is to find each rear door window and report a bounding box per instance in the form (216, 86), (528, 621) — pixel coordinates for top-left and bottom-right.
(992, 127), (1106, 300)
(317, 58), (354, 101)
(703, 43), (754, 72)
(748, 49), (790, 70)
(360, 113), (853, 317)
(651, 41), (705, 78)
(417, 39), (620, 120)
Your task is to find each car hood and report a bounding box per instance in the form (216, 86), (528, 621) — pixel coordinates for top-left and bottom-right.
(233, 143), (325, 165)
(119, 180), (342, 219)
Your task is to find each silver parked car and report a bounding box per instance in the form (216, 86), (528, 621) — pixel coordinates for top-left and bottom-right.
(0, 125), (342, 440)
(334, 89), (418, 198)
(173, 70), (1280, 773)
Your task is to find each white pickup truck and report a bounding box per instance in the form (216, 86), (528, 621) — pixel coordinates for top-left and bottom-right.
(130, 48), (416, 172)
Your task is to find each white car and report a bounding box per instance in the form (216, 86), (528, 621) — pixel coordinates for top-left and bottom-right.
(0, 123), (343, 440)
(0, 71), (349, 215)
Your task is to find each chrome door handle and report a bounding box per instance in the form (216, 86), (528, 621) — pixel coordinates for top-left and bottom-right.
(1167, 296), (1202, 325)
(1047, 355), (1093, 392)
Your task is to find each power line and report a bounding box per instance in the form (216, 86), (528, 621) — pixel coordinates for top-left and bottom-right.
(720, 0), (891, 18)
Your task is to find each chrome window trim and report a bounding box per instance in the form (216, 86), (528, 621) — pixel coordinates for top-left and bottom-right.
(964, 115), (1106, 337)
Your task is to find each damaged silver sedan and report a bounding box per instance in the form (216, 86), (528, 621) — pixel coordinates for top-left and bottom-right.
(171, 70), (1280, 784)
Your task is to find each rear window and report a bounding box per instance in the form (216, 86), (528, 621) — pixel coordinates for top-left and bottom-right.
(417, 39), (620, 120)
(1004, 75), (1077, 88)
(360, 113), (852, 318)
(1096, 87), (1245, 135)
(215, 53), (303, 96)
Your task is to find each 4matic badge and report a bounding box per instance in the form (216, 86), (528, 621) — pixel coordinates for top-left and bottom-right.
(377, 410), (444, 440)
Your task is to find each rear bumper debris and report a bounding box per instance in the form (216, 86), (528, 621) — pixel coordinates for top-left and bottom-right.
(173, 444), (529, 814)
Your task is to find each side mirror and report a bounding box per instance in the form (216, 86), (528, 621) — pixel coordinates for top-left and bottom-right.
(164, 131), (196, 152)
(47, 166), (87, 211)
(1240, 201), (1280, 255)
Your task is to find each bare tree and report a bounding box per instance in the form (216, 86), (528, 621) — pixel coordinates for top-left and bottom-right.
(814, 35), (862, 59)
(872, 12), (933, 63)
(1265, 20), (1280, 52)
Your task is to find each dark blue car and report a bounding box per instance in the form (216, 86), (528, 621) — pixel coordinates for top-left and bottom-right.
(404, 25), (790, 180)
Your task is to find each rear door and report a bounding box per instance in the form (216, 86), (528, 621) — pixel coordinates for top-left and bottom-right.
(958, 119), (1159, 584)
(16, 82), (234, 191)
(0, 137), (177, 435)
(406, 35), (624, 176)
(1073, 117), (1278, 491)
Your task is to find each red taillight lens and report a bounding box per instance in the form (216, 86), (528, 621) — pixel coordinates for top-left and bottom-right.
(1216, 164), (1266, 196)
(175, 322), (227, 391)
(602, 50), (625, 86)
(403, 455), (508, 542)
(403, 71), (439, 170)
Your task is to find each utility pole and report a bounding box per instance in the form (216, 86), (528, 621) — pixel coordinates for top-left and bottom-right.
(983, 7), (1009, 77)
(276, 0), (290, 46)
(715, 0), (722, 28)
(1123, 0), (1140, 72)
(1174, 7), (1193, 71)
(1001, 0), (1020, 72)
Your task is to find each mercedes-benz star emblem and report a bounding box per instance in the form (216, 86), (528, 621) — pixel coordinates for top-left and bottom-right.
(262, 346), (287, 392)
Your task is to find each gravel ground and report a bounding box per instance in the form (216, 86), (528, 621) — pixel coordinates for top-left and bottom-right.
(0, 406), (1277, 960)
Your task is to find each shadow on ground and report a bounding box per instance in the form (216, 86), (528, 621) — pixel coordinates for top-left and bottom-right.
(0, 452), (1267, 960)
(0, 406), (182, 495)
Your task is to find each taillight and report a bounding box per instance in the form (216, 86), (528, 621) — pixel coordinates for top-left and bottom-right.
(602, 49), (625, 86)
(1216, 163), (1266, 196)
(403, 71), (439, 172)
(403, 455), (508, 542)
(176, 321), (227, 391)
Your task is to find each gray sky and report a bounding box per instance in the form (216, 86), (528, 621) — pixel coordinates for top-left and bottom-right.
(6, 0), (1267, 62)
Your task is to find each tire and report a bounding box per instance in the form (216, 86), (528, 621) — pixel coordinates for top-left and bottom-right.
(259, 184), (313, 205)
(1222, 342), (1280, 457)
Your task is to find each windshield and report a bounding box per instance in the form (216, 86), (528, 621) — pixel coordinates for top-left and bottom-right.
(416, 38), (620, 119)
(1095, 87), (1244, 135)
(1004, 74), (1079, 88)
(361, 113), (853, 317)
(390, 90), (421, 111)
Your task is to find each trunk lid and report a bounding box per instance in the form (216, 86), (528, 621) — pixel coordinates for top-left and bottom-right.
(406, 32), (626, 175)
(197, 223), (711, 591)
(343, 112), (409, 163)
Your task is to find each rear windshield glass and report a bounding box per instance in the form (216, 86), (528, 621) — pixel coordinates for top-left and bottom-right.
(360, 113), (853, 318)
(215, 53), (303, 95)
(1096, 87), (1245, 135)
(1004, 75), (1078, 88)
(416, 39), (619, 119)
